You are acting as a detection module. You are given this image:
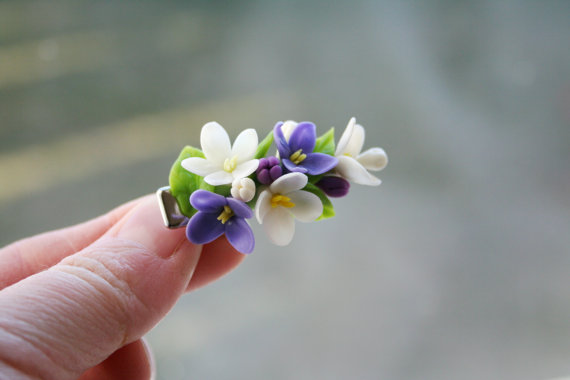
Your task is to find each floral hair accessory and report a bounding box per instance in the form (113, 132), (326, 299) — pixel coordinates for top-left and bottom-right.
(157, 118), (388, 254)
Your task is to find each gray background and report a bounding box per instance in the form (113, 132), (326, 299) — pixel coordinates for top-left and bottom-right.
(1, 1), (569, 379)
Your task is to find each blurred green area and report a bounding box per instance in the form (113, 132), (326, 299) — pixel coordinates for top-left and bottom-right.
(1, 1), (569, 379)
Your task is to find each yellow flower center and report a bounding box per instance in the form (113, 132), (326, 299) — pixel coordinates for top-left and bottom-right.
(270, 194), (295, 208)
(289, 149), (307, 165)
(343, 152), (353, 157)
(223, 156), (238, 172)
(217, 205), (234, 224)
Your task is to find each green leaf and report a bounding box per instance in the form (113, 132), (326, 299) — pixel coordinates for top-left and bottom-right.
(169, 146), (215, 218)
(214, 185), (232, 198)
(308, 174), (324, 185)
(246, 191), (260, 210)
(313, 128), (335, 156)
(254, 130), (275, 159)
(302, 182), (335, 221)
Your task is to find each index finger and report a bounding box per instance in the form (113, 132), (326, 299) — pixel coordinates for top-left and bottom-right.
(0, 197), (143, 290)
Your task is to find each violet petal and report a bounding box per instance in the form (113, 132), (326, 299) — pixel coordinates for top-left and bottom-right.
(288, 122), (316, 153)
(282, 158), (308, 173)
(257, 157), (269, 170)
(273, 122), (291, 158)
(225, 218), (255, 254)
(190, 190), (227, 213)
(268, 156), (280, 166)
(316, 176), (350, 197)
(186, 211), (225, 244)
(269, 165), (283, 181)
(299, 153), (338, 175)
(257, 168), (272, 185)
(227, 198), (253, 219)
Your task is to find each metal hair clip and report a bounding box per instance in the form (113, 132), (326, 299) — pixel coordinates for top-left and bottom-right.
(156, 186), (188, 229)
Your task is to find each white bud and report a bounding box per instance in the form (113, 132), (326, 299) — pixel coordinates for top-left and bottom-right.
(231, 177), (256, 202)
(276, 121), (299, 159)
(281, 120), (298, 142)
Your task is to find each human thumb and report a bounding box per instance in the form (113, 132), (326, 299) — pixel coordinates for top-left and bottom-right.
(0, 196), (203, 380)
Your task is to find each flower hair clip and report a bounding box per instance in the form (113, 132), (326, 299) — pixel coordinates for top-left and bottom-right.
(157, 118), (388, 254)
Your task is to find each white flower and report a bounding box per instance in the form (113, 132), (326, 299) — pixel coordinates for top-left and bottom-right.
(255, 172), (323, 246)
(231, 177), (256, 202)
(181, 122), (259, 186)
(334, 117), (388, 186)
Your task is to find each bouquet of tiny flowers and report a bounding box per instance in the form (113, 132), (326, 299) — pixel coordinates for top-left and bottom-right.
(167, 118), (387, 254)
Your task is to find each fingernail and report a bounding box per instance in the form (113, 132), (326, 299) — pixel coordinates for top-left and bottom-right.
(141, 338), (156, 380)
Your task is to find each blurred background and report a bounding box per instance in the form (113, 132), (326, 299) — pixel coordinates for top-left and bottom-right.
(1, 0), (569, 379)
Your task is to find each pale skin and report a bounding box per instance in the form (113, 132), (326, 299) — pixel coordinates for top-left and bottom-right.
(0, 195), (244, 379)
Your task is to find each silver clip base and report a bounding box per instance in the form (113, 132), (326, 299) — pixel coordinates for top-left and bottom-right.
(156, 186), (189, 229)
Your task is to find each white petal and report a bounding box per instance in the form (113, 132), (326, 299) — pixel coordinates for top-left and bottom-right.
(336, 156), (381, 186)
(263, 207), (296, 246)
(201, 122), (231, 165)
(239, 187), (255, 203)
(231, 128), (258, 161)
(357, 147), (388, 171)
(230, 186), (240, 199)
(231, 159), (259, 179)
(343, 124), (365, 157)
(203, 170), (234, 186)
(281, 120), (298, 142)
(288, 190), (323, 222)
(181, 157), (219, 176)
(231, 177), (243, 189)
(255, 189), (272, 223)
(270, 172), (308, 195)
(335, 117), (356, 156)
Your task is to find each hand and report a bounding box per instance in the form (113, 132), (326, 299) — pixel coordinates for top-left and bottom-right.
(0, 195), (244, 380)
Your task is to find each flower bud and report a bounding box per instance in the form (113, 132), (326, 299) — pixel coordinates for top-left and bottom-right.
(281, 120), (298, 142)
(316, 176), (350, 198)
(231, 177), (256, 202)
(256, 156), (283, 185)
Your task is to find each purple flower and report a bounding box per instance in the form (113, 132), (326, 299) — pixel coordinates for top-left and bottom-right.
(316, 176), (350, 198)
(186, 190), (254, 254)
(274, 122), (338, 175)
(256, 156), (283, 185)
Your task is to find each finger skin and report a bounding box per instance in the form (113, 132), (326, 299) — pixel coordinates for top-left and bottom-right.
(0, 198), (143, 290)
(0, 232), (198, 379)
(0, 194), (246, 293)
(186, 235), (245, 292)
(0, 196), (244, 380)
(78, 339), (154, 380)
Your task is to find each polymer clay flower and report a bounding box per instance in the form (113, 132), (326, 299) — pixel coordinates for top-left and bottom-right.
(231, 177), (256, 202)
(182, 122), (259, 186)
(256, 172), (322, 246)
(187, 190), (254, 254)
(274, 122), (338, 175)
(334, 117), (388, 186)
